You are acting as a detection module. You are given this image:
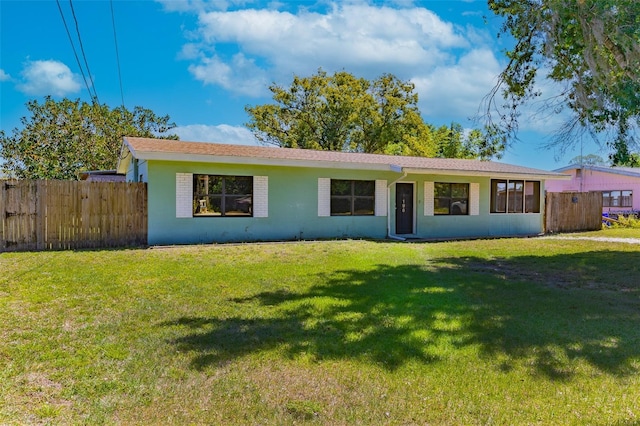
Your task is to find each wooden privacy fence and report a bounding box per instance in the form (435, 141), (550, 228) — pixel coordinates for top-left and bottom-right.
(0, 180), (147, 252)
(545, 191), (603, 233)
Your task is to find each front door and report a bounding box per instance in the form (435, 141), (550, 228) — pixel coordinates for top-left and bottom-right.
(395, 183), (414, 234)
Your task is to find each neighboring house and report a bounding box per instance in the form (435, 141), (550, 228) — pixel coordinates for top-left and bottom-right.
(116, 137), (569, 245)
(545, 164), (640, 214)
(79, 170), (126, 182)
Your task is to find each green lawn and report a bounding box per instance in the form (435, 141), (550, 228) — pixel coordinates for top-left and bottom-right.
(1, 235), (639, 425)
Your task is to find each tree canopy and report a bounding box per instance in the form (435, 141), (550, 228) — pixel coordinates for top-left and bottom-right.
(0, 97), (178, 180)
(569, 153), (606, 166)
(246, 69), (504, 160)
(486, 0), (640, 164)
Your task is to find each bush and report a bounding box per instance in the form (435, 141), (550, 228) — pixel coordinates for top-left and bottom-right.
(610, 214), (640, 228)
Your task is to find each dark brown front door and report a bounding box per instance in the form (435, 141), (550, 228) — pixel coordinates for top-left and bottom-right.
(395, 183), (413, 234)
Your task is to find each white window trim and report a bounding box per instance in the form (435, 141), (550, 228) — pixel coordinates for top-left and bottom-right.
(318, 178), (331, 217)
(176, 173), (193, 218)
(470, 182), (480, 216)
(424, 182), (434, 216)
(375, 180), (387, 216)
(253, 176), (268, 218)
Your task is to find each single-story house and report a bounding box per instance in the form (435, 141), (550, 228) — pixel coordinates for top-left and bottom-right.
(116, 136), (569, 245)
(545, 164), (640, 214)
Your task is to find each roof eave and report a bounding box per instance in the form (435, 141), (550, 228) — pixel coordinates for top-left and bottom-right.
(131, 151), (569, 179)
(402, 168), (571, 180)
(134, 151), (395, 172)
(554, 164), (640, 178)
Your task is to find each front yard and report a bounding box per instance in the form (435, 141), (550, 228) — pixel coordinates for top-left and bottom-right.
(1, 233), (639, 424)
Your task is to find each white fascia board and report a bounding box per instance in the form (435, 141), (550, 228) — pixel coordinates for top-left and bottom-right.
(116, 143), (133, 174)
(130, 150), (570, 179)
(132, 151), (395, 172)
(401, 168), (571, 180)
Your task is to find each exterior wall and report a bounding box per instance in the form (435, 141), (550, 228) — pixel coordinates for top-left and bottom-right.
(143, 160), (546, 245)
(146, 161), (391, 245)
(125, 159), (148, 183)
(545, 168), (640, 212)
(397, 175), (544, 239)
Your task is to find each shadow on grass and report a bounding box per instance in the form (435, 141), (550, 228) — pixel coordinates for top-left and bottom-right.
(162, 249), (640, 379)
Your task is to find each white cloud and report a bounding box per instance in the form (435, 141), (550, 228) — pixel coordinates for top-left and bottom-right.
(17, 60), (81, 97)
(169, 2), (551, 129)
(413, 49), (572, 131)
(413, 48), (502, 121)
(0, 69), (10, 82)
(173, 123), (260, 145)
(188, 53), (269, 96)
(184, 3), (469, 96)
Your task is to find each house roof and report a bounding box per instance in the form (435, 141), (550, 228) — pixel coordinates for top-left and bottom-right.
(79, 170), (125, 182)
(118, 136), (569, 180)
(554, 164), (640, 178)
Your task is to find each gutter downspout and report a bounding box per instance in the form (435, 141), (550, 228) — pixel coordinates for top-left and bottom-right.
(387, 165), (408, 241)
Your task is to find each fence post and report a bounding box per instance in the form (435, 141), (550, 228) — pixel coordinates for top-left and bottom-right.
(36, 180), (46, 250)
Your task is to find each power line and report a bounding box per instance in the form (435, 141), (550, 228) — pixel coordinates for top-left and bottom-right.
(68, 0), (100, 105)
(110, 0), (126, 110)
(55, 0), (96, 103)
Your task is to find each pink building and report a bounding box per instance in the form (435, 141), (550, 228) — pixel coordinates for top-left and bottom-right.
(546, 165), (640, 213)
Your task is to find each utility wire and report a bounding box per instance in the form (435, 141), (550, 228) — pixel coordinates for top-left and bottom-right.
(68, 0), (100, 105)
(56, 0), (96, 103)
(110, 0), (126, 110)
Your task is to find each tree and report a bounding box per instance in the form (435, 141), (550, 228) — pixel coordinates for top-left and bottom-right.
(485, 0), (640, 164)
(433, 123), (505, 160)
(245, 69), (435, 156)
(246, 69), (503, 159)
(0, 97), (178, 180)
(569, 153), (606, 166)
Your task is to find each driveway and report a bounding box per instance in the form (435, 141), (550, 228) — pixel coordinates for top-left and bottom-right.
(542, 235), (640, 244)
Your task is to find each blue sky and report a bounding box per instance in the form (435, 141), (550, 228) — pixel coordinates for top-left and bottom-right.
(1, 0), (603, 170)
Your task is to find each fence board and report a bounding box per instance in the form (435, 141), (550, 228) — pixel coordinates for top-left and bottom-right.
(0, 180), (147, 252)
(545, 191), (603, 233)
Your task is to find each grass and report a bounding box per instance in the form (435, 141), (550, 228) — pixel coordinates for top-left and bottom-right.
(553, 224), (640, 239)
(1, 234), (640, 425)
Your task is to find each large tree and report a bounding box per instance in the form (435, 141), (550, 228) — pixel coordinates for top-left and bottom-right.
(246, 69), (504, 159)
(0, 97), (178, 179)
(485, 0), (640, 164)
(432, 122), (505, 160)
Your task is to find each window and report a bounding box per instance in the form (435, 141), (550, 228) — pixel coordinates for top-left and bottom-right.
(491, 179), (540, 213)
(434, 183), (469, 215)
(603, 190), (632, 208)
(524, 181), (541, 213)
(330, 180), (375, 216)
(193, 175), (253, 217)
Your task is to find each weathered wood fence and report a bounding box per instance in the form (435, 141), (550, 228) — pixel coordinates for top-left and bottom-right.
(545, 191), (603, 233)
(0, 180), (147, 252)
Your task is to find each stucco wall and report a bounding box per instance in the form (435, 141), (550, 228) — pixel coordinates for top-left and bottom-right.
(143, 160), (546, 245)
(545, 168), (640, 211)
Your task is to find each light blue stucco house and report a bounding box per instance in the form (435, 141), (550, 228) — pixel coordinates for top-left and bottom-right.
(117, 136), (569, 245)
